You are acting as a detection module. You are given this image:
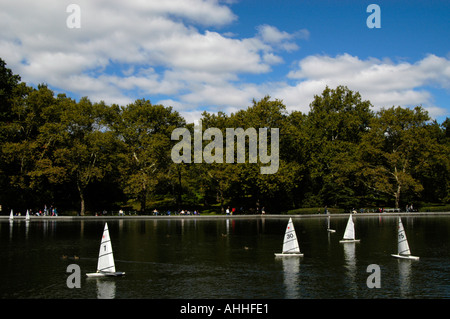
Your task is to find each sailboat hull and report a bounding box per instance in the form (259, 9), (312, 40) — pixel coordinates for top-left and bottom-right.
(274, 253), (304, 257)
(391, 254), (419, 260)
(86, 271), (125, 277)
(339, 239), (360, 243)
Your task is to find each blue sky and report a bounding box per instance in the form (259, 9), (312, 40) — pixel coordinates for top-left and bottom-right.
(1, 0), (449, 123)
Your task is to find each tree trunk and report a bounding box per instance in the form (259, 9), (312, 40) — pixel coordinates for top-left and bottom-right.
(140, 190), (147, 214)
(393, 166), (401, 209)
(395, 184), (401, 209)
(177, 166), (182, 209)
(77, 180), (85, 216)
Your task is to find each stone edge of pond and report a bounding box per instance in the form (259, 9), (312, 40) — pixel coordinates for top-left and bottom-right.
(2, 211), (450, 221)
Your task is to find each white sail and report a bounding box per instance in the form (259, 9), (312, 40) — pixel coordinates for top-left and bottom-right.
(26, 210), (30, 221)
(282, 218), (300, 254)
(9, 209), (13, 220)
(275, 218), (303, 256)
(340, 214), (360, 243)
(87, 222), (125, 277)
(343, 214), (355, 240)
(97, 222), (116, 273)
(397, 217), (411, 256)
(391, 217), (419, 260)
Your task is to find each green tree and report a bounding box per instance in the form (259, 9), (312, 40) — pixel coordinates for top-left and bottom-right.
(358, 106), (442, 208)
(46, 97), (119, 215)
(0, 58), (21, 123)
(0, 83), (56, 209)
(198, 96), (301, 213)
(116, 99), (185, 213)
(414, 119), (450, 204)
(305, 86), (373, 208)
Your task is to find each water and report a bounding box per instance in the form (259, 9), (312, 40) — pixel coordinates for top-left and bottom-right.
(0, 215), (449, 299)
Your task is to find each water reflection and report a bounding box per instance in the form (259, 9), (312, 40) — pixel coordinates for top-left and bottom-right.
(343, 242), (356, 297)
(96, 279), (116, 299)
(281, 257), (301, 298)
(398, 260), (412, 298)
(9, 220), (13, 241)
(25, 220), (30, 239)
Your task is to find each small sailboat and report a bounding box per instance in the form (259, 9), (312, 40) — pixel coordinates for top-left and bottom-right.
(86, 222), (125, 277)
(275, 218), (304, 257)
(327, 215), (336, 233)
(26, 210), (30, 221)
(339, 214), (360, 243)
(391, 217), (419, 260)
(9, 209), (14, 221)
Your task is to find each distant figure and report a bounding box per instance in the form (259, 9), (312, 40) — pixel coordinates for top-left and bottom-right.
(324, 206), (328, 214)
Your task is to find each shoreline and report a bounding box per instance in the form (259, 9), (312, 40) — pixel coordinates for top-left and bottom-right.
(2, 211), (450, 221)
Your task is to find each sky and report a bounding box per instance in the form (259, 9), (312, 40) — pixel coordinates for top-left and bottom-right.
(1, 0), (449, 124)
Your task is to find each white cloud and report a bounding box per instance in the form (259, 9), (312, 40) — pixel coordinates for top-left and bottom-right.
(256, 24), (308, 52)
(0, 0), (300, 112)
(277, 53), (450, 118)
(0, 1), (448, 123)
(257, 24), (294, 44)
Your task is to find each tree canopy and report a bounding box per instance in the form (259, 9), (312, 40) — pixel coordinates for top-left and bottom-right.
(0, 58), (448, 215)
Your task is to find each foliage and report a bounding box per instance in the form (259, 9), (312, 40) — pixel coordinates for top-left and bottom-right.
(0, 58), (448, 214)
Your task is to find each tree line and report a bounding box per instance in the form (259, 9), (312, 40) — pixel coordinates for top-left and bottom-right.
(1, 58), (449, 215)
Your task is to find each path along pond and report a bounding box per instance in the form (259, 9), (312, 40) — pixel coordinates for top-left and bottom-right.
(0, 214), (449, 298)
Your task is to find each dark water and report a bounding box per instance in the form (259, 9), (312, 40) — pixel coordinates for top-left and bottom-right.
(0, 215), (449, 299)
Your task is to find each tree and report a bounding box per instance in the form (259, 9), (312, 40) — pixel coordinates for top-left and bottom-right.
(0, 58), (21, 123)
(0, 83), (56, 209)
(304, 86), (373, 208)
(198, 96), (301, 213)
(116, 99), (185, 213)
(47, 97), (119, 215)
(358, 106), (441, 208)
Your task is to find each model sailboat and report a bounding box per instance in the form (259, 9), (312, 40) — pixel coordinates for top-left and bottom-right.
(339, 214), (360, 243)
(86, 222), (125, 277)
(275, 218), (304, 257)
(26, 210), (30, 221)
(9, 209), (13, 221)
(391, 217), (419, 260)
(327, 215), (336, 233)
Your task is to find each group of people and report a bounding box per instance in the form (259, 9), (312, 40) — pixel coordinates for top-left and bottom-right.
(11, 205), (58, 216)
(323, 205), (417, 214)
(152, 209), (200, 216)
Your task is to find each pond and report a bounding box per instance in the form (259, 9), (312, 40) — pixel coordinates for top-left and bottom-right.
(0, 214), (449, 299)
